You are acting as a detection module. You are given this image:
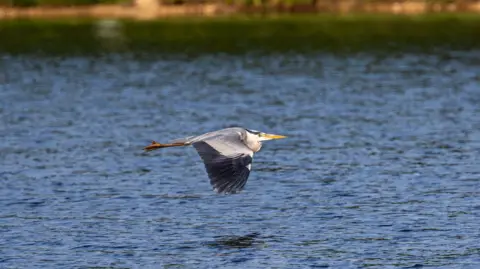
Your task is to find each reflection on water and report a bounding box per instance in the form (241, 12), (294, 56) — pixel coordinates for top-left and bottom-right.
(1, 50), (480, 268)
(207, 232), (265, 249)
(95, 19), (127, 51)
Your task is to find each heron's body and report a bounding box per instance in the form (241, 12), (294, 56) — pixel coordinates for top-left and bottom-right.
(144, 127), (286, 194)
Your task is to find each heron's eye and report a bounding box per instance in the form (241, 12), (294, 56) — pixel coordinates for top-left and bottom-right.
(259, 133), (265, 137)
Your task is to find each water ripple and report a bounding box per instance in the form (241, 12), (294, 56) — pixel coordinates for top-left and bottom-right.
(1, 51), (479, 268)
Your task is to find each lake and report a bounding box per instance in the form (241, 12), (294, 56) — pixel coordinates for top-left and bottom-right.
(1, 17), (480, 269)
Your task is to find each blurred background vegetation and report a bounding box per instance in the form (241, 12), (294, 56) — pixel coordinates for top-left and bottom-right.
(0, 0), (122, 7)
(1, 15), (479, 55)
(0, 0), (479, 55)
(0, 0), (477, 7)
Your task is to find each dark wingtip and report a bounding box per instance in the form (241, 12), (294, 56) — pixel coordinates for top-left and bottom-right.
(213, 184), (244, 195)
(213, 188), (241, 195)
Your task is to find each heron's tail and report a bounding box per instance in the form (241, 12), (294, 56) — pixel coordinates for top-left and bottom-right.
(144, 141), (186, 152)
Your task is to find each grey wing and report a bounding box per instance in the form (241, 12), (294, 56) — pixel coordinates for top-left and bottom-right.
(192, 134), (254, 194)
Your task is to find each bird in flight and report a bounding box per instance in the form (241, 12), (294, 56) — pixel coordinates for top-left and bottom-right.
(144, 127), (286, 194)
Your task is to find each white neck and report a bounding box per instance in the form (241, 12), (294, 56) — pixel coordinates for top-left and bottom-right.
(244, 131), (262, 152)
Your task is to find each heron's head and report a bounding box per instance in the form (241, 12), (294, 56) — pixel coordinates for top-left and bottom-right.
(245, 129), (287, 142)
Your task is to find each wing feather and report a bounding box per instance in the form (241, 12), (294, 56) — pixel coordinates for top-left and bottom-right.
(193, 137), (253, 194)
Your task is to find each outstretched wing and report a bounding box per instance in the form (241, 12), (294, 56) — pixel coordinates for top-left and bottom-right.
(192, 132), (254, 194)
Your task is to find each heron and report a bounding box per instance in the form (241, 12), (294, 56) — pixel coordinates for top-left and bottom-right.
(144, 127), (287, 194)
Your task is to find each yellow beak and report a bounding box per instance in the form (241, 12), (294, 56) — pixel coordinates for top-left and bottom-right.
(264, 133), (287, 140)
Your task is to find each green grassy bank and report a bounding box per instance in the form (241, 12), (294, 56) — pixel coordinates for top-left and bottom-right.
(1, 14), (479, 55)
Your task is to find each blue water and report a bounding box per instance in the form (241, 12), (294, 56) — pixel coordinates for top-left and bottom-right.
(1, 51), (480, 269)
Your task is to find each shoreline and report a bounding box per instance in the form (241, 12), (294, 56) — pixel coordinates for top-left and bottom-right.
(1, 1), (480, 20)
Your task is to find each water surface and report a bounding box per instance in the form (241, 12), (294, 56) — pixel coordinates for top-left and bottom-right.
(1, 51), (480, 268)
